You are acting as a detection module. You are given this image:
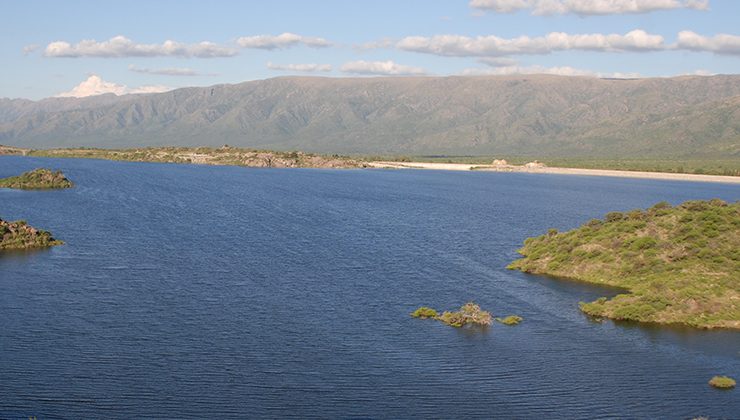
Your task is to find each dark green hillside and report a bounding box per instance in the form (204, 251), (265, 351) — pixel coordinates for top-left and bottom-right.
(508, 200), (740, 329)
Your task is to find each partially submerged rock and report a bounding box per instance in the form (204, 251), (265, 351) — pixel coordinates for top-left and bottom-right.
(0, 168), (73, 189)
(0, 218), (63, 250)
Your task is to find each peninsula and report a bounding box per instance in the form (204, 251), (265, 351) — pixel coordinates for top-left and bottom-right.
(0, 146), (367, 169)
(0, 168), (73, 189)
(0, 218), (63, 250)
(508, 199), (740, 329)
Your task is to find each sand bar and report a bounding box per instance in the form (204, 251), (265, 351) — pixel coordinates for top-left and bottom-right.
(368, 161), (740, 184)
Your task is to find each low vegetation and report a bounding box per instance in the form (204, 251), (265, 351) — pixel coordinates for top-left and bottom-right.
(412, 302), (492, 328)
(0, 168), (73, 189)
(410, 307), (438, 319)
(709, 375), (736, 389)
(0, 218), (63, 250)
(20, 146), (367, 169)
(508, 199), (740, 329)
(496, 315), (523, 325)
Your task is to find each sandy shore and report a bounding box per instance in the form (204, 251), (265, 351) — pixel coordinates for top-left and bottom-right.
(368, 161), (740, 184)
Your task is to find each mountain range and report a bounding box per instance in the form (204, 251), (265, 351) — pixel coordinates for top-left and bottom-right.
(1, 75), (739, 158)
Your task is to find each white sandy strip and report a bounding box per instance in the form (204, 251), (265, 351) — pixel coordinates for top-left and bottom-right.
(368, 162), (740, 184)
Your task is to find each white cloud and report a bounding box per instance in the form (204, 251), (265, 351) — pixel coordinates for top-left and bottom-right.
(469, 0), (709, 15)
(236, 33), (331, 49)
(266, 62), (332, 72)
(355, 38), (396, 50)
(684, 69), (716, 76)
(397, 29), (664, 57)
(676, 31), (740, 55)
(461, 65), (641, 78)
(340, 60), (427, 76)
(44, 36), (237, 58)
(22, 44), (40, 55)
(128, 64), (215, 76)
(479, 57), (520, 67)
(55, 75), (171, 97)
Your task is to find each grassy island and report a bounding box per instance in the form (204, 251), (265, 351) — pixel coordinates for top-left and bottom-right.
(412, 302), (492, 327)
(709, 376), (736, 389)
(508, 199), (740, 329)
(0, 218), (63, 250)
(0, 168), (73, 189)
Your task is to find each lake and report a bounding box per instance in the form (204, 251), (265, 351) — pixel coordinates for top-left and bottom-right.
(1, 156), (739, 419)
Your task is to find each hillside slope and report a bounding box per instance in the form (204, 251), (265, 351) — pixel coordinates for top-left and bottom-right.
(508, 200), (740, 329)
(1, 75), (739, 157)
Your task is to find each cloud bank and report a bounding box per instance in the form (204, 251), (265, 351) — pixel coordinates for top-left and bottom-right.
(128, 65), (215, 76)
(469, 0), (709, 15)
(340, 60), (427, 76)
(267, 62), (332, 72)
(44, 36), (237, 58)
(461, 64), (641, 78)
(237, 33), (331, 49)
(676, 31), (740, 55)
(397, 30), (664, 57)
(56, 75), (171, 97)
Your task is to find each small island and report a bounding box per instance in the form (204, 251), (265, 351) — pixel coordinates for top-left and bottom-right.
(508, 199), (740, 329)
(0, 218), (63, 250)
(0, 168), (73, 189)
(412, 302), (493, 327)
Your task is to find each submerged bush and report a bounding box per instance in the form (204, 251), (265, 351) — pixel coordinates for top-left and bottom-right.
(412, 302), (493, 328)
(496, 315), (523, 325)
(411, 307), (438, 319)
(709, 376), (736, 389)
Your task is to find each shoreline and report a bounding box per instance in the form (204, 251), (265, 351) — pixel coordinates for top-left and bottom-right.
(368, 161), (740, 184)
(2, 147), (739, 184)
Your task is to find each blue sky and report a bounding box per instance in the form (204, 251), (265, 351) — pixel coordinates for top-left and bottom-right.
(2, 0), (739, 99)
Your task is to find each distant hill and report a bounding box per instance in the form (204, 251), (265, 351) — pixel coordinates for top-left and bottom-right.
(1, 75), (739, 158)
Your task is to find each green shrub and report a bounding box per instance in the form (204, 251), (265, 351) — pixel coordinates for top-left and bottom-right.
(709, 376), (736, 389)
(651, 201), (672, 210)
(496, 315), (523, 325)
(411, 306), (438, 319)
(605, 212), (625, 223)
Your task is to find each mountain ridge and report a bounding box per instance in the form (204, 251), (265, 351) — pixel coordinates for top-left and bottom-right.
(2, 74), (739, 158)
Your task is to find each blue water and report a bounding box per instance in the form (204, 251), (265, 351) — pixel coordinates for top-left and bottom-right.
(1, 156), (739, 419)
